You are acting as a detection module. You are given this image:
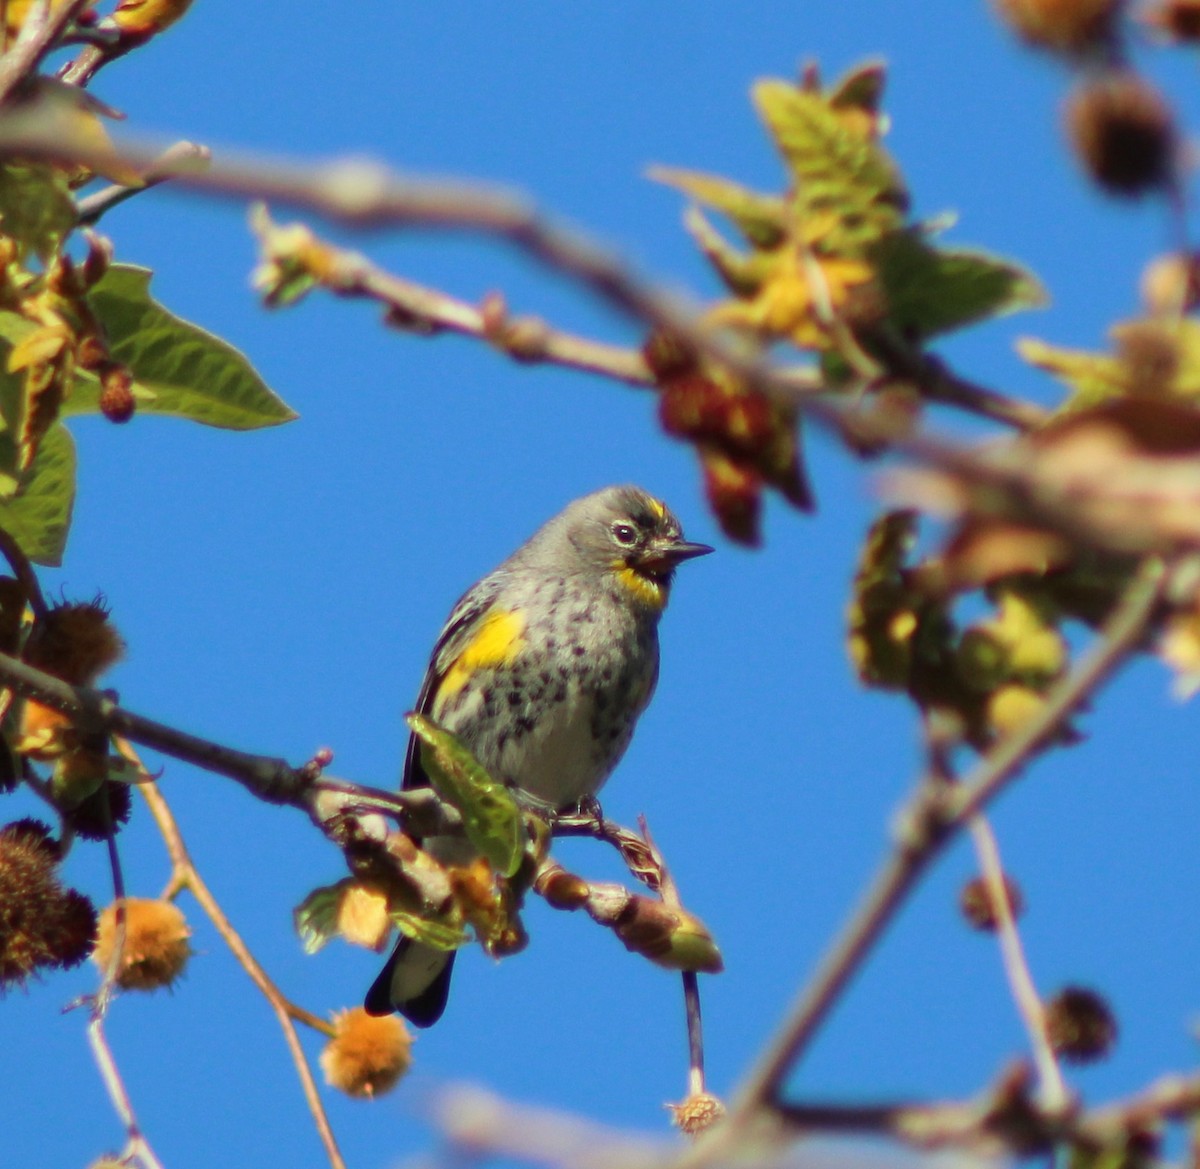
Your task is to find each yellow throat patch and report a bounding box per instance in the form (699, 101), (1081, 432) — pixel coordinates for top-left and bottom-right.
(614, 565), (666, 611)
(439, 608), (527, 701)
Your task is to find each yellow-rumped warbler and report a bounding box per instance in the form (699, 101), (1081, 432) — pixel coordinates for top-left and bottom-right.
(364, 485), (712, 1026)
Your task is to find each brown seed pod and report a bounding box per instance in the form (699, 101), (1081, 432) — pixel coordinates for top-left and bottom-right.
(959, 873), (1026, 931)
(992, 0), (1123, 52)
(1142, 0), (1200, 41)
(0, 819), (97, 987)
(1045, 985), (1118, 1062)
(65, 778), (133, 841)
(1065, 71), (1175, 198)
(24, 598), (125, 685)
(320, 1007), (413, 1098)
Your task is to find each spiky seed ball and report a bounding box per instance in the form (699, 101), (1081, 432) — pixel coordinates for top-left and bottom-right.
(1065, 72), (1175, 197)
(92, 898), (191, 991)
(1045, 986), (1117, 1062)
(99, 366), (135, 423)
(320, 1008), (412, 1098)
(66, 779), (133, 841)
(0, 819), (97, 987)
(24, 599), (124, 685)
(668, 1092), (726, 1136)
(960, 873), (1026, 931)
(991, 0), (1122, 51)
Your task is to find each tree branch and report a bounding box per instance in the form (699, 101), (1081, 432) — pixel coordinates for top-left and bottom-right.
(723, 556), (1168, 1127)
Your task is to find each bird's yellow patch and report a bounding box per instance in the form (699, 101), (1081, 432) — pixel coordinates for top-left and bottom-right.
(647, 496), (666, 521)
(614, 565), (666, 611)
(439, 609), (527, 701)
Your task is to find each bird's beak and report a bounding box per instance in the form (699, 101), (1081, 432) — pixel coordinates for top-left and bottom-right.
(637, 538), (714, 576)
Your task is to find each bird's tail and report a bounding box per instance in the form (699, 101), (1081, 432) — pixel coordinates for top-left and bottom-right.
(364, 936), (455, 1028)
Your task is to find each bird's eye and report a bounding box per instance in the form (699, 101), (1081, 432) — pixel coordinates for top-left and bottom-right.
(612, 522), (638, 546)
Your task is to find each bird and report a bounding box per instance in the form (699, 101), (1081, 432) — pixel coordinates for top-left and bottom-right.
(363, 484), (713, 1026)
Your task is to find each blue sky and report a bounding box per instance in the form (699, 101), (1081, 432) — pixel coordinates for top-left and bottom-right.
(6, 4), (1200, 1167)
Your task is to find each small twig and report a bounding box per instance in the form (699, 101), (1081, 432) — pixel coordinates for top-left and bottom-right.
(78, 780), (167, 1169)
(85, 1013), (166, 1169)
(682, 972), (706, 1098)
(0, 524), (47, 618)
(725, 556), (1168, 1126)
(0, 648), (439, 820)
(967, 814), (1068, 1113)
(0, 121), (1039, 441)
(136, 773), (346, 1169)
(75, 140), (211, 225)
(307, 249), (652, 388)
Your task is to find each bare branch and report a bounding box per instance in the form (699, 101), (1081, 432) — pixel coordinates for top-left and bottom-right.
(966, 815), (1068, 1111)
(136, 775), (347, 1169)
(724, 556), (1168, 1126)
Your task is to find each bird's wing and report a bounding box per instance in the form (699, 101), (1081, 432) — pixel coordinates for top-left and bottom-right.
(401, 574), (508, 796)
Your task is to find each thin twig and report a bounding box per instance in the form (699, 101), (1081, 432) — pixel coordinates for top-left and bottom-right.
(0, 523), (47, 618)
(75, 140), (211, 225)
(85, 1014), (166, 1169)
(79, 781), (166, 1169)
(0, 120), (1041, 436)
(136, 775), (347, 1169)
(682, 972), (706, 1098)
(966, 814), (1068, 1112)
(305, 246), (652, 387)
(724, 556), (1168, 1125)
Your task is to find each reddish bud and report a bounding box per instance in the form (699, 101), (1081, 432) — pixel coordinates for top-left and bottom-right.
(99, 366), (135, 423)
(702, 449), (762, 546)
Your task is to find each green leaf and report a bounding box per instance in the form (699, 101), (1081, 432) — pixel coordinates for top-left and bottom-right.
(389, 909), (469, 952)
(752, 78), (907, 249)
(0, 422), (75, 566)
(1017, 336), (1126, 410)
(874, 233), (1047, 339)
(681, 207), (776, 296)
(293, 882), (344, 955)
(406, 712), (524, 878)
(62, 265), (297, 429)
(829, 61), (887, 115)
(0, 163), (75, 263)
(648, 166), (786, 248)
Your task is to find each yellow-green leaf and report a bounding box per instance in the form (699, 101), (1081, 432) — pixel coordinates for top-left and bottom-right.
(874, 233), (1047, 339)
(752, 78), (906, 249)
(406, 712), (524, 878)
(649, 166), (786, 248)
(1018, 336), (1127, 411)
(0, 163), (75, 263)
(62, 265), (297, 429)
(0, 422), (74, 565)
(293, 883), (344, 955)
(389, 908), (469, 952)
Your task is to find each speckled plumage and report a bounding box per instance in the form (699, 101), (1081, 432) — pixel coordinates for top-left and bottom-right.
(365, 485), (711, 1026)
